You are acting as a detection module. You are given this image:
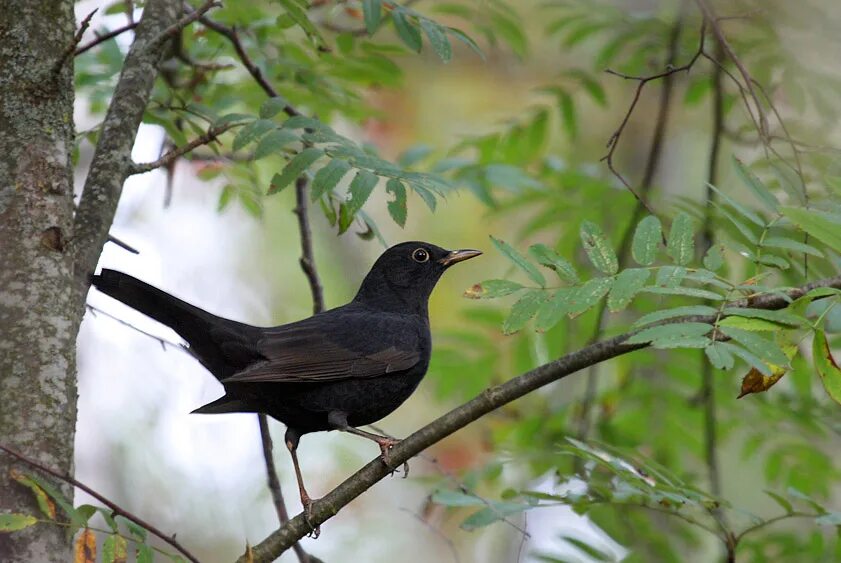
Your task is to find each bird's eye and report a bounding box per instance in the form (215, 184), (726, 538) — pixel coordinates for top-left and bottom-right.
(412, 248), (429, 263)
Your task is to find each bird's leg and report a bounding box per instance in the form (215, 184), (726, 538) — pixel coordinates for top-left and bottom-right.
(327, 412), (407, 474)
(284, 428), (320, 538)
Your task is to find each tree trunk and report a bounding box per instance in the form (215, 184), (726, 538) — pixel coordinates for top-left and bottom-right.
(0, 1), (79, 561)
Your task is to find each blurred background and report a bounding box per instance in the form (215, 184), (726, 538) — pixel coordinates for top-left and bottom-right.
(71, 0), (841, 561)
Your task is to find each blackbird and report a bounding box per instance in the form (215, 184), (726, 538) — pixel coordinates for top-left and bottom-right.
(90, 241), (481, 516)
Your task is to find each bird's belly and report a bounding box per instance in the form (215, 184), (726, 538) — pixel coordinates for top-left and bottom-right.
(253, 368), (425, 433)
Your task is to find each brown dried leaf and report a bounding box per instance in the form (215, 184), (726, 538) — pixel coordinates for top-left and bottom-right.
(74, 528), (96, 563)
(737, 367), (786, 398)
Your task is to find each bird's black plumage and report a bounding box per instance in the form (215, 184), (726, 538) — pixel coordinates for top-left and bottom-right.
(90, 241), (480, 515)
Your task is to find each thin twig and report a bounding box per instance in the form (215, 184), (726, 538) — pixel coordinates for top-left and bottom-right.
(600, 16), (704, 214)
(0, 443), (200, 563)
(106, 234), (140, 255)
(75, 22), (140, 56)
(294, 177), (325, 313)
(86, 304), (188, 353)
(128, 122), (237, 175)
(53, 9), (97, 75)
(150, 0), (221, 48)
(240, 274), (841, 562)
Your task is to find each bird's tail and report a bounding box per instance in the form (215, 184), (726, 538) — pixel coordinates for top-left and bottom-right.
(90, 269), (261, 379)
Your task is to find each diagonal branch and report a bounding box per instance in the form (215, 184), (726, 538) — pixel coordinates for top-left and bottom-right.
(127, 122), (238, 175)
(0, 443), (200, 563)
(240, 274), (841, 562)
(75, 22), (140, 56)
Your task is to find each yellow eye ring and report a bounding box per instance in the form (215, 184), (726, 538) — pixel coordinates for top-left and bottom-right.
(412, 248), (429, 263)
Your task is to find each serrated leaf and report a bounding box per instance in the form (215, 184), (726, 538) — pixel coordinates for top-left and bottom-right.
(528, 243), (578, 284)
(490, 236), (545, 287)
(567, 277), (613, 318)
(232, 119), (275, 152)
(464, 280), (524, 299)
(460, 502), (532, 530)
(719, 316), (784, 332)
(608, 268), (650, 312)
(102, 534), (128, 563)
(503, 290), (549, 334)
(666, 212), (695, 265)
(277, 0), (325, 45)
(345, 170), (379, 215)
(580, 221), (618, 274)
(311, 158), (351, 200)
(420, 19), (452, 62)
(762, 236), (824, 257)
(632, 215), (662, 266)
(282, 115), (323, 130)
(780, 206), (841, 254)
(643, 286), (724, 300)
(535, 288), (575, 332)
(734, 157), (779, 212)
(21, 472), (86, 532)
(268, 148), (324, 195)
(363, 0), (382, 35)
(719, 327), (789, 366)
(10, 470), (56, 519)
(707, 184), (765, 227)
(655, 266), (686, 288)
(0, 513), (37, 531)
(259, 96), (290, 119)
(814, 329), (841, 406)
(703, 244), (725, 271)
(705, 342), (735, 370)
(633, 305), (718, 328)
(74, 528), (96, 563)
(392, 10), (422, 53)
(626, 322), (713, 345)
(386, 178), (407, 227)
(447, 27), (485, 59)
(718, 204), (759, 244)
(253, 129), (298, 160)
(212, 113), (253, 128)
(432, 489), (485, 507)
(721, 307), (803, 327)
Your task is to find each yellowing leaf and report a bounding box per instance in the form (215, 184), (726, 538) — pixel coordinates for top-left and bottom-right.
(9, 469), (56, 519)
(0, 513), (37, 531)
(74, 528), (96, 563)
(814, 330), (841, 405)
(737, 367), (786, 398)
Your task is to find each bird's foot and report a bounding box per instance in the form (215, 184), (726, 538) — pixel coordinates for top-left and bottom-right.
(301, 494), (320, 539)
(376, 437), (401, 468)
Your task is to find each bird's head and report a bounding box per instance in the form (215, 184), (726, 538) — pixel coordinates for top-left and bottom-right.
(353, 241), (482, 313)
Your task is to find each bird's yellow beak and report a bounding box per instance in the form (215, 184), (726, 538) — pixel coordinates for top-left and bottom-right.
(438, 249), (482, 267)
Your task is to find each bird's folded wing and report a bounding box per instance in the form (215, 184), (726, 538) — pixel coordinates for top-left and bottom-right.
(222, 319), (420, 384)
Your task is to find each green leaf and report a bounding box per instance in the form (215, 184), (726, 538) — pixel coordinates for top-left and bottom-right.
(345, 169), (379, 215)
(566, 69), (607, 106)
(212, 113), (253, 128)
(392, 10), (422, 53)
(719, 327), (789, 366)
(277, 0), (325, 45)
(580, 221), (618, 274)
(491, 236), (545, 287)
(412, 184), (437, 211)
(608, 268), (650, 312)
(720, 342), (773, 376)
(460, 502), (532, 530)
(253, 129), (298, 160)
(432, 489), (484, 506)
(420, 19), (452, 62)
(632, 215), (662, 266)
(708, 184), (765, 227)
(633, 305), (718, 328)
(626, 322), (713, 345)
(0, 513), (37, 531)
(666, 212), (695, 265)
(464, 279), (525, 299)
(363, 0), (382, 35)
(558, 91), (577, 140)
(762, 236), (824, 257)
(655, 265), (686, 288)
(705, 342), (735, 370)
(136, 544), (154, 563)
(232, 119), (275, 152)
(447, 27), (485, 59)
(503, 290), (549, 334)
(116, 515), (147, 541)
(22, 473), (86, 531)
(734, 157), (779, 212)
(268, 148), (324, 195)
(10, 471), (56, 519)
(721, 307), (803, 327)
(102, 534), (128, 563)
(703, 244), (725, 271)
(779, 206), (841, 254)
(643, 286), (725, 300)
(311, 158), (351, 200)
(567, 277), (614, 318)
(386, 178), (407, 227)
(528, 244), (578, 284)
(718, 205), (760, 245)
(535, 288), (575, 332)
(719, 316), (781, 332)
(259, 96), (289, 119)
(562, 536), (614, 562)
(765, 490), (794, 514)
(814, 329), (841, 406)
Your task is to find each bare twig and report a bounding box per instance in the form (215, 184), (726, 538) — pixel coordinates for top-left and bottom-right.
(600, 17), (704, 214)
(75, 22), (140, 56)
(106, 234), (140, 254)
(150, 0), (221, 48)
(240, 275), (841, 562)
(0, 443), (200, 563)
(53, 9), (97, 74)
(294, 177), (325, 313)
(86, 304), (187, 353)
(128, 122), (237, 175)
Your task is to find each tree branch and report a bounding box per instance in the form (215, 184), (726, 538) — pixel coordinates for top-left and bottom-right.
(0, 443), (200, 563)
(75, 22), (140, 56)
(127, 122), (237, 175)
(72, 0), (182, 300)
(52, 8), (97, 75)
(240, 275), (841, 562)
(294, 176), (325, 314)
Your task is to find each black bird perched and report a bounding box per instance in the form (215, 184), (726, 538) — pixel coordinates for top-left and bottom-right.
(90, 241), (481, 516)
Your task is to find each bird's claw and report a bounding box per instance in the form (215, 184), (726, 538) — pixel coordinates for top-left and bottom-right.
(377, 437), (401, 468)
(301, 495), (320, 539)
